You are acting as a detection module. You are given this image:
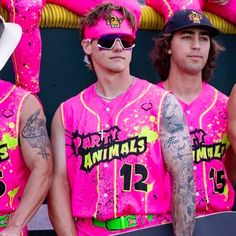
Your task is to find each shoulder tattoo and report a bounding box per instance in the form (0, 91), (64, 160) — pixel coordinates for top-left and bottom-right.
(22, 109), (50, 159)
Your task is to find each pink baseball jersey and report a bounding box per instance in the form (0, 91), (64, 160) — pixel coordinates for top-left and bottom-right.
(158, 82), (235, 215)
(0, 80), (31, 234)
(61, 78), (172, 234)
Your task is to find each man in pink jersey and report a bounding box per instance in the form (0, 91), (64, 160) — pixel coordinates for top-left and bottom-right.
(48, 2), (196, 236)
(0, 15), (52, 236)
(151, 9), (235, 216)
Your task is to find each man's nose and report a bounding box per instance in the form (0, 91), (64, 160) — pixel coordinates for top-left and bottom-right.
(192, 37), (201, 49)
(112, 39), (123, 51)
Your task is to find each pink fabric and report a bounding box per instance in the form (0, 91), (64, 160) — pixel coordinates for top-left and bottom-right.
(158, 82), (235, 215)
(1, 0), (45, 94)
(47, 0), (141, 22)
(203, 0), (236, 25)
(146, 0), (236, 24)
(62, 79), (172, 234)
(145, 0), (203, 22)
(0, 80), (31, 231)
(49, 0), (141, 38)
(48, 0), (141, 25)
(84, 11), (135, 39)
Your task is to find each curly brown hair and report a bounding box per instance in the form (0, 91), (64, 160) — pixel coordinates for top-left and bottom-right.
(150, 33), (225, 81)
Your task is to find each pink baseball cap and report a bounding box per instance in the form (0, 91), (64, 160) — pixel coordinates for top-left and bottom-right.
(84, 0), (141, 39)
(84, 11), (135, 39)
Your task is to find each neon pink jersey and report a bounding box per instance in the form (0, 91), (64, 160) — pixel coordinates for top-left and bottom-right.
(158, 82), (235, 215)
(62, 78), (172, 233)
(0, 80), (31, 233)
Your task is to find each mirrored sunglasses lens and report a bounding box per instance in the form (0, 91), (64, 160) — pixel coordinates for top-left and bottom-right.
(98, 38), (115, 49)
(98, 35), (135, 49)
(120, 37), (135, 48)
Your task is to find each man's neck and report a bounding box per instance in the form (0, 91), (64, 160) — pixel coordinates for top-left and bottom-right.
(95, 71), (134, 99)
(164, 72), (203, 104)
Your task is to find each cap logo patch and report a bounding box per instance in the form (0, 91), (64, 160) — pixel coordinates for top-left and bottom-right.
(188, 11), (202, 24)
(106, 15), (123, 28)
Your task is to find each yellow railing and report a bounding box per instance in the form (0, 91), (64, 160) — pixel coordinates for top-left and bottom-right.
(0, 4), (235, 34)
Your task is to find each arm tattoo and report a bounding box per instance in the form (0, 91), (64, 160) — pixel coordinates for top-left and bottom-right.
(160, 94), (195, 236)
(22, 109), (50, 159)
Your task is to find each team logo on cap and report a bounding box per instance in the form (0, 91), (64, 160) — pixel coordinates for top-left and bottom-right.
(188, 11), (202, 24)
(106, 15), (123, 28)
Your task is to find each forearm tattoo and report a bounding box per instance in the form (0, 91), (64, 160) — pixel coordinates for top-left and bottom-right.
(160, 94), (195, 236)
(22, 109), (50, 159)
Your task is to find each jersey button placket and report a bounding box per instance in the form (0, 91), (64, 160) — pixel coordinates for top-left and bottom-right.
(105, 107), (111, 112)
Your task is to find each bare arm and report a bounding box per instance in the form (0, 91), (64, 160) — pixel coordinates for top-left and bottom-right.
(47, 108), (77, 236)
(224, 146), (236, 186)
(0, 95), (52, 236)
(160, 94), (195, 236)
(226, 84), (236, 186)
(228, 84), (236, 155)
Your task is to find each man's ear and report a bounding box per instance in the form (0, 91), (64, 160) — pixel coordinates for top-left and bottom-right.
(81, 39), (92, 55)
(167, 49), (172, 54)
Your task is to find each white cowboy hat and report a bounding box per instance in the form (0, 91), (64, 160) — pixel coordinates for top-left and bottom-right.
(0, 16), (22, 71)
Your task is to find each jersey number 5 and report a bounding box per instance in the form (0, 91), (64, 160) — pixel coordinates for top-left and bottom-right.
(209, 168), (226, 194)
(120, 163), (148, 192)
